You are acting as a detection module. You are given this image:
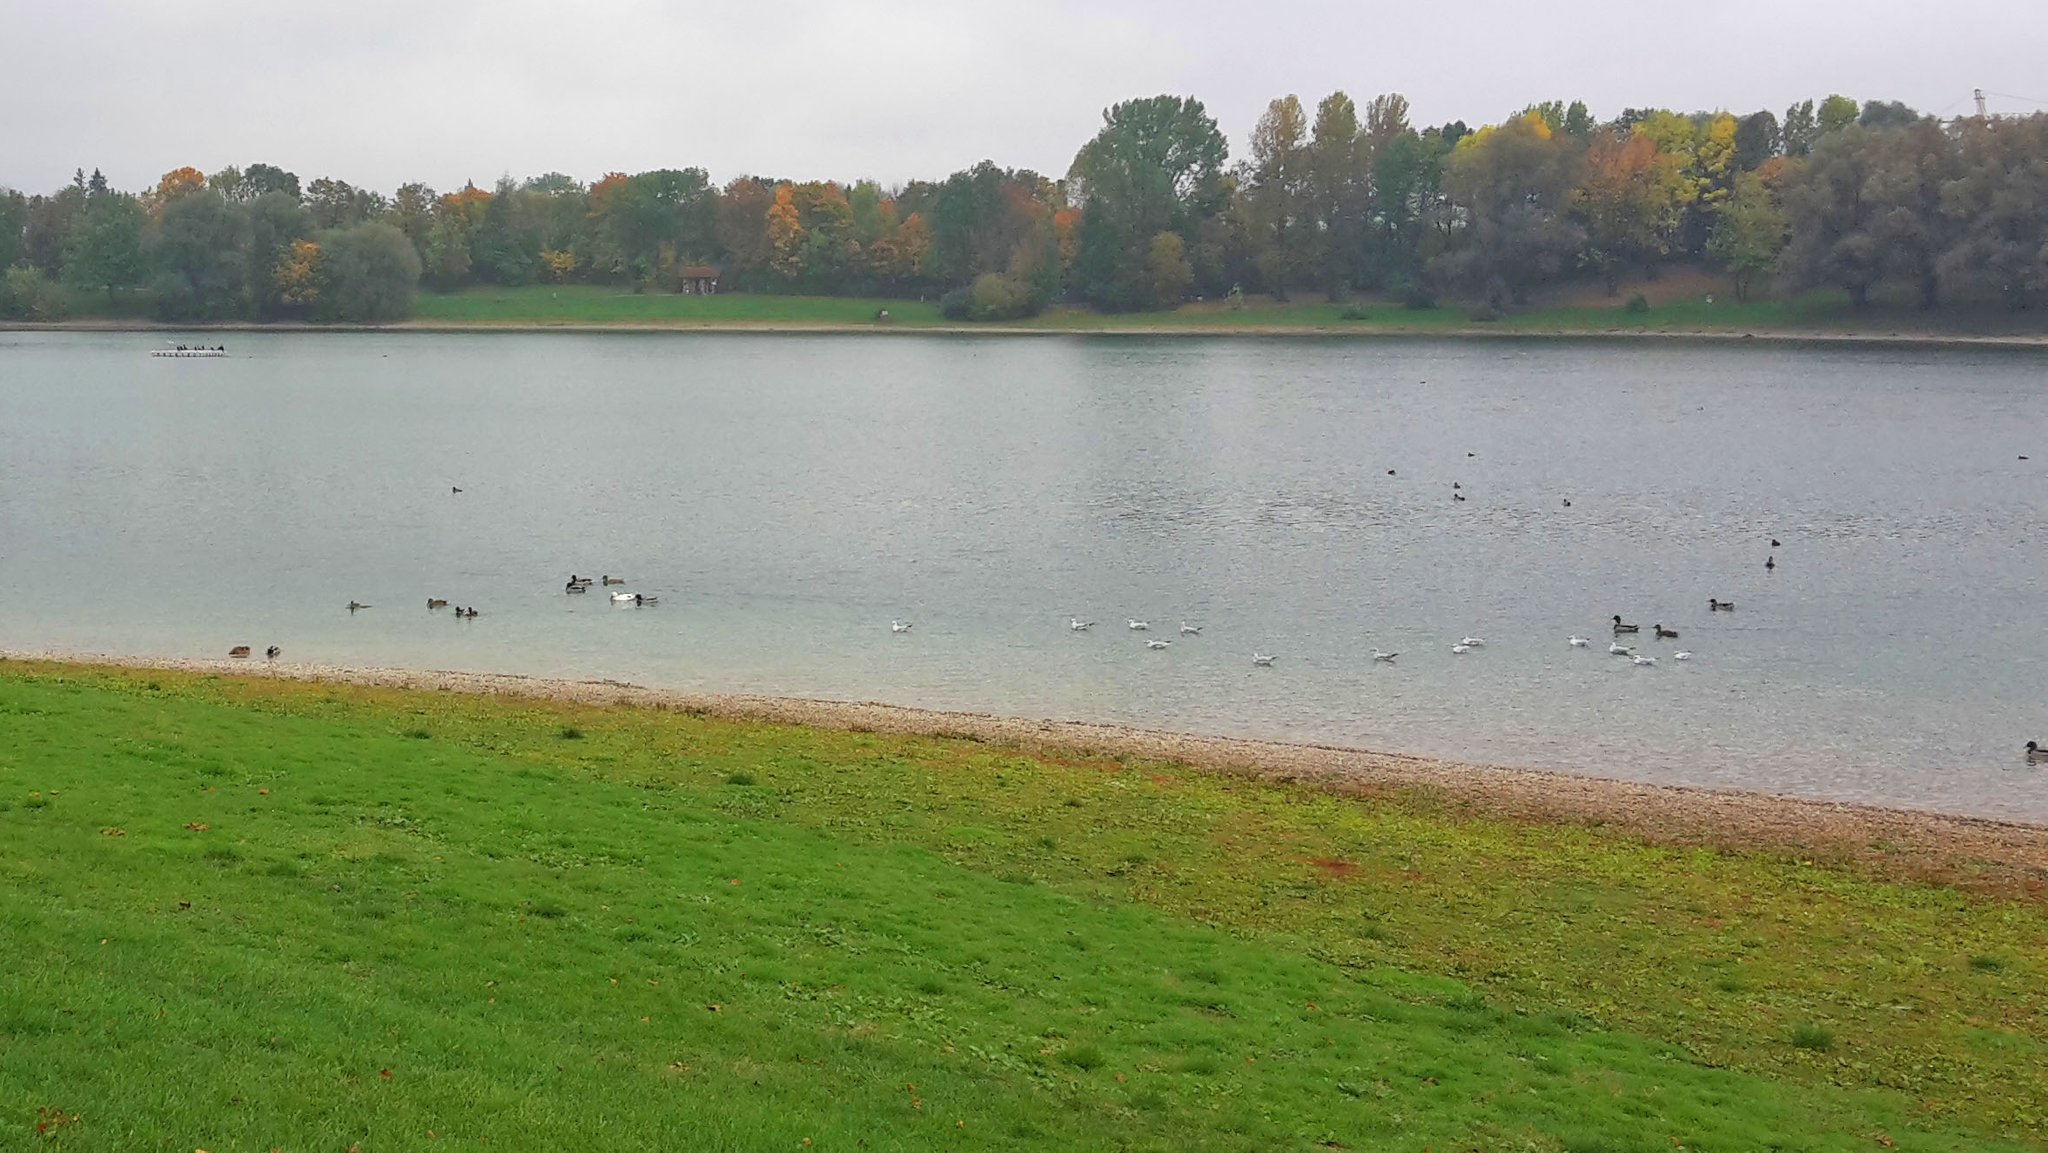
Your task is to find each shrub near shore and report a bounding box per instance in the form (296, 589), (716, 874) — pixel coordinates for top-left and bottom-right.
(1, 661), (2043, 1149)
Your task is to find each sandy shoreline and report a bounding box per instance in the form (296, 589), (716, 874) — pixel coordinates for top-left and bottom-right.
(9, 649), (2046, 894)
(7, 317), (2048, 349)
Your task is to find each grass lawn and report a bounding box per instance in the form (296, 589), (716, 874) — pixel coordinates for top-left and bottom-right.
(408, 286), (946, 327)
(400, 283), (2048, 338)
(2, 660), (2044, 1150)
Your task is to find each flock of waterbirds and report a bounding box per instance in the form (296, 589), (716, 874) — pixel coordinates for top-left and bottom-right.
(220, 530), (2044, 764)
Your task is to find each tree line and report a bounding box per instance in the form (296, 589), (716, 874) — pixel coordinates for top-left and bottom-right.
(3, 92), (2045, 323)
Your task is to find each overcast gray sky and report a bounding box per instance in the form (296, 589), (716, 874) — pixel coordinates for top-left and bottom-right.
(4, 0), (2043, 196)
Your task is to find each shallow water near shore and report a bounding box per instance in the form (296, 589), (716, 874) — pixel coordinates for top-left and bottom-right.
(3, 330), (2045, 819)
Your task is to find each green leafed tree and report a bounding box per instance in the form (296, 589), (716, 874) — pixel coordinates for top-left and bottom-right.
(65, 192), (148, 306)
(1778, 127), (1889, 308)
(1244, 94), (1312, 299)
(0, 187), (33, 271)
(1435, 112), (1585, 308)
(148, 191), (250, 319)
(1782, 100), (1819, 157)
(313, 222), (421, 322)
(1938, 114), (2048, 310)
(1067, 95), (1228, 309)
(245, 191), (314, 317)
(1706, 169), (1787, 300)
(1816, 94), (1860, 136)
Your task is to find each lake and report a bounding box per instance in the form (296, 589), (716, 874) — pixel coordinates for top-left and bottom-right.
(2, 330), (2044, 821)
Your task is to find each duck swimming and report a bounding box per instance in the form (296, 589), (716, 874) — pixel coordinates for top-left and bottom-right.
(1654, 624), (1679, 639)
(228, 645), (251, 658)
(1611, 616), (1639, 634)
(428, 598), (448, 609)
(1708, 599), (1734, 612)
(348, 601), (370, 612)
(2028, 741), (2047, 764)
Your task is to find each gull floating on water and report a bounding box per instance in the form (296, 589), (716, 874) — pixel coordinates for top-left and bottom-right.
(1459, 637), (1486, 647)
(1568, 636), (1590, 647)
(891, 620), (913, 633)
(1128, 620), (1150, 631)
(1632, 654), (1658, 666)
(1145, 638), (1171, 650)
(1451, 644), (1472, 654)
(1180, 622), (1202, 635)
(1069, 619), (1095, 631)
(1372, 649), (1398, 663)
(1674, 651), (1693, 660)
(1608, 642), (1634, 655)
(1251, 653), (1276, 667)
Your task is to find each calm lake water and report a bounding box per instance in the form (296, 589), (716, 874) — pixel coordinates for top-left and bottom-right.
(2, 330), (2045, 820)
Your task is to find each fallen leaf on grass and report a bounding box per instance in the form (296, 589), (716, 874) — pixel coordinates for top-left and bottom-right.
(99, 828), (126, 837)
(184, 823), (209, 832)
(379, 1068), (392, 1080)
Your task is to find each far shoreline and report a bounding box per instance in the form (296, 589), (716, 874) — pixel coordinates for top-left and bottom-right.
(9, 316), (2048, 351)
(8, 649), (2046, 896)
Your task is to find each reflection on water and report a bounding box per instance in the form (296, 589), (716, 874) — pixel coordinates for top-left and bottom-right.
(2, 331), (2045, 820)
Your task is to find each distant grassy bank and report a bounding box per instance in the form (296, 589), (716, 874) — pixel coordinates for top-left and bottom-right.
(13, 282), (2048, 343)
(395, 283), (2048, 341)
(3, 658), (2044, 1150)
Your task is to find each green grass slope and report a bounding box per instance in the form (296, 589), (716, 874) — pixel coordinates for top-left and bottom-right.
(409, 286), (944, 327)
(402, 283), (2048, 338)
(2, 662), (2043, 1150)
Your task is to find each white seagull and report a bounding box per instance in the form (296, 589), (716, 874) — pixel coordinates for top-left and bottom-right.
(1673, 651), (1693, 661)
(1145, 638), (1172, 650)
(1069, 618), (1095, 631)
(1372, 649), (1398, 663)
(1458, 637), (1486, 647)
(1568, 636), (1590, 647)
(1632, 654), (1658, 666)
(1127, 620), (1150, 631)
(1608, 642), (1634, 655)
(1251, 653), (1276, 667)
(1451, 644), (1472, 654)
(891, 620), (913, 633)
(1179, 622), (1202, 635)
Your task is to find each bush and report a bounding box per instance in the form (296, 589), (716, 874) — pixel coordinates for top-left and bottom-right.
(1389, 277), (1437, 310)
(0, 266), (68, 320)
(966, 272), (1042, 322)
(1789, 1024), (1834, 1052)
(1338, 304), (1373, 321)
(1625, 292), (1651, 314)
(940, 274), (1044, 323)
